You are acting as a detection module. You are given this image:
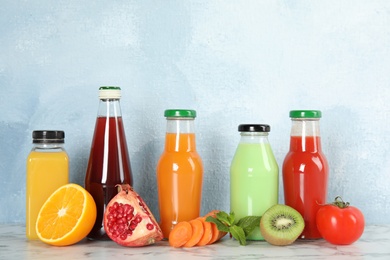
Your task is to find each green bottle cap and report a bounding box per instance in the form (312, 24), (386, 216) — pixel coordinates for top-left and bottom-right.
(99, 86), (121, 99)
(164, 109), (196, 118)
(289, 110), (322, 118)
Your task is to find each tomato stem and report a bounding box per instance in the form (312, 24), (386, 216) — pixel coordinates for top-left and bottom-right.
(332, 196), (350, 208)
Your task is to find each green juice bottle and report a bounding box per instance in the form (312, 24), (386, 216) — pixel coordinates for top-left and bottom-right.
(230, 124), (279, 240)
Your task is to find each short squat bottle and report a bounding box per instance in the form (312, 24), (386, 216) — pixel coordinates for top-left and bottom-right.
(85, 86), (133, 240)
(26, 130), (69, 239)
(282, 110), (329, 239)
(230, 124), (279, 240)
(156, 109), (203, 239)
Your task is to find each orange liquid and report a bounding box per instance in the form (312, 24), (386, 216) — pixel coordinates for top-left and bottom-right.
(26, 151), (69, 239)
(157, 133), (203, 238)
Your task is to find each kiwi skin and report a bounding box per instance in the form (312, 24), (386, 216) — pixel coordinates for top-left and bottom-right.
(260, 204), (305, 246)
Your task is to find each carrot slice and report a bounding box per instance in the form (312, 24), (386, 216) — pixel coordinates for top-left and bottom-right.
(196, 217), (213, 246)
(204, 210), (228, 245)
(207, 221), (220, 245)
(183, 219), (204, 247)
(204, 210), (220, 218)
(169, 221), (193, 248)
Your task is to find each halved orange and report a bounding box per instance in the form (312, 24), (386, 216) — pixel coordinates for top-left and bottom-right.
(36, 183), (97, 246)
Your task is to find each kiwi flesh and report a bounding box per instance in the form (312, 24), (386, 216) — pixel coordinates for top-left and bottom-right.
(260, 204), (304, 246)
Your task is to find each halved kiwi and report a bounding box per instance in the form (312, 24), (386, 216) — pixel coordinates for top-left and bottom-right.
(260, 204), (304, 246)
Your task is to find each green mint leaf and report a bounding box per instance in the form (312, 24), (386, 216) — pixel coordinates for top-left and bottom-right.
(205, 216), (230, 233)
(227, 211), (235, 225)
(229, 225), (246, 246)
(216, 211), (234, 226)
(236, 216), (261, 237)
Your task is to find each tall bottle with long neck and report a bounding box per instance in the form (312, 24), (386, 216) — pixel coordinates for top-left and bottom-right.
(85, 86), (133, 240)
(282, 110), (328, 239)
(156, 109), (203, 239)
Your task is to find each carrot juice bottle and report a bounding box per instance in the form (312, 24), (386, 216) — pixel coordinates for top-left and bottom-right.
(156, 109), (203, 238)
(26, 130), (69, 239)
(282, 110), (329, 239)
(85, 86), (133, 240)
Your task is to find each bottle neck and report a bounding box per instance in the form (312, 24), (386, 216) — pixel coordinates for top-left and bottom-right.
(164, 118), (196, 152)
(97, 99), (122, 118)
(289, 119), (322, 152)
(32, 143), (66, 152)
(239, 132), (270, 144)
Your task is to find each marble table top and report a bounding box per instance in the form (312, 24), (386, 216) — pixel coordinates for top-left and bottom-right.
(1, 224), (389, 259)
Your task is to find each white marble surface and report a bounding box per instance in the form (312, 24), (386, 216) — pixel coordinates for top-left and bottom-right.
(1, 224), (389, 259)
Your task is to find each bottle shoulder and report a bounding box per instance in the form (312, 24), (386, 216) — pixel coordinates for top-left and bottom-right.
(157, 151), (203, 167)
(158, 150), (202, 160)
(283, 151), (328, 169)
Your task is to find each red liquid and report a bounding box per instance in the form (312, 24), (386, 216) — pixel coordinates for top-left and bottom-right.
(85, 116), (133, 240)
(282, 136), (328, 239)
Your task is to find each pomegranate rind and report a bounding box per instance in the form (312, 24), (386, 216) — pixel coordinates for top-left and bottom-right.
(103, 184), (163, 247)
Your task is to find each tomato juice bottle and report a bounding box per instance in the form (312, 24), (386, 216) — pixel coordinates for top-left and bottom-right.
(156, 109), (203, 239)
(230, 124), (279, 240)
(85, 86), (133, 240)
(282, 110), (328, 239)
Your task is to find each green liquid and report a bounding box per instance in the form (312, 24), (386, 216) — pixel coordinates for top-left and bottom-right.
(230, 142), (279, 240)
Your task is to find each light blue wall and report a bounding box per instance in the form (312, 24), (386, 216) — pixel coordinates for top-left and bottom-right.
(1, 1), (389, 224)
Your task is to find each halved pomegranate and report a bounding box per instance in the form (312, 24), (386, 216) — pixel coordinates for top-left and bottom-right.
(103, 184), (163, 246)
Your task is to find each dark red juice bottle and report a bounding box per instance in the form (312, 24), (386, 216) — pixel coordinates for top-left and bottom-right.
(85, 86), (133, 240)
(282, 110), (328, 239)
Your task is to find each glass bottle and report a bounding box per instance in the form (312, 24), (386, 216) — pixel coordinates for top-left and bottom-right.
(85, 86), (133, 240)
(156, 109), (203, 239)
(282, 110), (329, 239)
(26, 130), (69, 239)
(230, 124), (279, 240)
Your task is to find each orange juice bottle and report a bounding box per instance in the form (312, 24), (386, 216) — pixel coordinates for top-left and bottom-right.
(156, 109), (203, 238)
(26, 130), (69, 239)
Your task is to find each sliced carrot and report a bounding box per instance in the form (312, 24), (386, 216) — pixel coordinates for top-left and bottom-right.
(204, 210), (220, 218)
(196, 217), (213, 246)
(204, 210), (228, 245)
(169, 221), (193, 248)
(207, 221), (221, 245)
(183, 219), (204, 247)
(216, 229), (228, 242)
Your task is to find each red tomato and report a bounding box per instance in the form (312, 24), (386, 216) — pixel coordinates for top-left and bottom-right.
(316, 197), (365, 245)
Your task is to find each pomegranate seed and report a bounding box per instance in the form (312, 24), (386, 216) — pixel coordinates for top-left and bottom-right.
(129, 220), (137, 230)
(124, 204), (133, 214)
(146, 223), (154, 230)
